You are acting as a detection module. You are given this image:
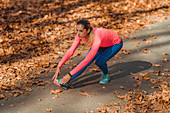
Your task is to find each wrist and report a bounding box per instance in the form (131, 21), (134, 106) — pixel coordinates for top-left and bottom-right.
(68, 72), (72, 77)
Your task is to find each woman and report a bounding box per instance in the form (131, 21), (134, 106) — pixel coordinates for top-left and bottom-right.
(52, 19), (123, 89)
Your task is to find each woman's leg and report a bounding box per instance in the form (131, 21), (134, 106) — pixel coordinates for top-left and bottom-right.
(69, 48), (103, 81)
(95, 40), (123, 74)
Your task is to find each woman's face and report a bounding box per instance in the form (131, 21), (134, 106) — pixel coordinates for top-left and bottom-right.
(76, 24), (89, 39)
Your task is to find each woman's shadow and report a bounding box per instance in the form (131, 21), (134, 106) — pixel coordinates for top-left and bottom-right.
(70, 60), (152, 88)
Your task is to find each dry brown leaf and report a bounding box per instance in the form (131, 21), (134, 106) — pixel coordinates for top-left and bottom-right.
(163, 69), (169, 72)
(0, 94), (5, 99)
(154, 71), (161, 76)
(46, 108), (53, 112)
(150, 79), (157, 84)
(104, 103), (113, 107)
(143, 39), (147, 41)
(153, 64), (162, 67)
(113, 91), (120, 95)
(73, 51), (81, 57)
(142, 74), (151, 80)
(89, 68), (100, 72)
(14, 93), (20, 97)
(141, 49), (148, 54)
(133, 83), (139, 88)
(120, 86), (126, 90)
(161, 58), (169, 63)
(65, 60), (72, 65)
(31, 40), (39, 45)
(130, 73), (136, 76)
(152, 35), (158, 39)
(79, 92), (91, 97)
(162, 53), (168, 55)
(121, 48), (130, 55)
(50, 89), (63, 95)
(25, 93), (30, 96)
(37, 82), (45, 86)
(111, 108), (118, 113)
(132, 42), (140, 45)
(96, 107), (108, 112)
(146, 40), (152, 43)
(9, 104), (15, 107)
(113, 103), (119, 106)
(114, 55), (122, 59)
(133, 76), (140, 80)
(37, 99), (42, 101)
(81, 72), (86, 75)
(20, 102), (25, 104)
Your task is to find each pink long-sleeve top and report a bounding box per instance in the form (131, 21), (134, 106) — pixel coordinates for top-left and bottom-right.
(58, 27), (121, 75)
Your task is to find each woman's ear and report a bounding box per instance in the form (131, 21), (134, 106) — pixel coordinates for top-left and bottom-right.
(87, 29), (90, 34)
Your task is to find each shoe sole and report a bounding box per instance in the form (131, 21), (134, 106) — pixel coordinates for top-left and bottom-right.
(99, 79), (110, 85)
(54, 79), (68, 90)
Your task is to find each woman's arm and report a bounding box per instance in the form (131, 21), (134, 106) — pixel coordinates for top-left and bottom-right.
(70, 39), (101, 75)
(58, 35), (81, 68)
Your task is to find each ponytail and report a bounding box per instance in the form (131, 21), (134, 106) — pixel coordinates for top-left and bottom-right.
(86, 29), (94, 46)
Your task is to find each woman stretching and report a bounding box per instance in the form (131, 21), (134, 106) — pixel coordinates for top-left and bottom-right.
(52, 19), (123, 89)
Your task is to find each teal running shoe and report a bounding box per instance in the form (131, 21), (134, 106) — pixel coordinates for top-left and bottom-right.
(99, 73), (110, 85)
(54, 79), (69, 89)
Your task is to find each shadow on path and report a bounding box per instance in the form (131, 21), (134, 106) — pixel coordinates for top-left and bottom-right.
(71, 60), (152, 88)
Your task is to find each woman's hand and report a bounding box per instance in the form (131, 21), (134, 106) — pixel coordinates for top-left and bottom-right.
(52, 66), (61, 80)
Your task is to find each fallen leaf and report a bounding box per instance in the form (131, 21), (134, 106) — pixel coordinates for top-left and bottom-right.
(50, 89), (63, 95)
(104, 103), (113, 107)
(161, 58), (169, 63)
(133, 83), (139, 88)
(113, 103), (119, 106)
(79, 92), (91, 97)
(142, 74), (151, 80)
(72, 51), (81, 57)
(163, 69), (169, 72)
(113, 91), (120, 95)
(132, 42), (140, 45)
(154, 71), (161, 76)
(121, 48), (130, 55)
(120, 86), (126, 90)
(37, 82), (45, 86)
(130, 73), (136, 75)
(46, 108), (53, 112)
(37, 99), (42, 101)
(152, 35), (158, 39)
(114, 55), (122, 59)
(0, 94), (5, 99)
(150, 79), (157, 84)
(162, 53), (168, 55)
(111, 108), (118, 113)
(96, 107), (108, 112)
(20, 102), (25, 104)
(133, 76), (140, 80)
(89, 68), (100, 72)
(153, 64), (162, 67)
(9, 104), (15, 107)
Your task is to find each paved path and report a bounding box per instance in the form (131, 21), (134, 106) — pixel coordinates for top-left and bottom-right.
(0, 17), (170, 113)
